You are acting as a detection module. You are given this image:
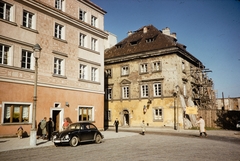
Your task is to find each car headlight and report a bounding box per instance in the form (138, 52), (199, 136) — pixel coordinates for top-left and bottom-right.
(62, 134), (70, 140)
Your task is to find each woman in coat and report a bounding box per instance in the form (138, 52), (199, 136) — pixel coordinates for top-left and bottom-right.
(196, 116), (207, 137)
(40, 117), (47, 139)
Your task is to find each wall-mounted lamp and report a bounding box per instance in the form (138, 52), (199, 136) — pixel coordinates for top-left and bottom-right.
(147, 99), (152, 106)
(65, 102), (69, 107)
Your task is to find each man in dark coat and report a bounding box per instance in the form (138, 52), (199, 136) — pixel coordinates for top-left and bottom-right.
(114, 118), (119, 133)
(46, 118), (54, 141)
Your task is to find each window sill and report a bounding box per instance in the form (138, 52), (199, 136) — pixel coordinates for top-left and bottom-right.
(78, 46), (100, 55)
(1, 123), (31, 125)
(152, 70), (162, 73)
(0, 64), (34, 72)
(0, 18), (17, 26)
(78, 79), (100, 85)
(121, 74), (129, 77)
(139, 72), (149, 75)
(53, 37), (68, 43)
(21, 25), (39, 34)
(52, 74), (67, 79)
(153, 119), (163, 122)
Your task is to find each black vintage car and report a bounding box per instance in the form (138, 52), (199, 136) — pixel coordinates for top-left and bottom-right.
(52, 122), (104, 147)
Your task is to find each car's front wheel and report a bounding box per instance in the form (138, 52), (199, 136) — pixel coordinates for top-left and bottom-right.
(70, 136), (79, 147)
(95, 134), (102, 144)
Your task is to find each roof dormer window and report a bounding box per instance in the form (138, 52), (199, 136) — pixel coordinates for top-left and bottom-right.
(146, 38), (154, 43)
(116, 44), (122, 49)
(130, 41), (138, 46)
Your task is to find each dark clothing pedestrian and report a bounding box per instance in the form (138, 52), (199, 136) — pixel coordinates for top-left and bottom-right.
(37, 121), (42, 139)
(46, 118), (54, 141)
(114, 118), (119, 133)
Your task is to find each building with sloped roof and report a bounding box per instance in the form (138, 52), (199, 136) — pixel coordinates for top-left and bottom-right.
(104, 25), (215, 129)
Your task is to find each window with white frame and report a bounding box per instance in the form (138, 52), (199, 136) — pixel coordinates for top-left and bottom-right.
(122, 86), (129, 99)
(0, 44), (10, 65)
(55, 0), (64, 10)
(153, 83), (161, 97)
(107, 87), (112, 100)
(79, 64), (87, 80)
(21, 49), (34, 69)
(121, 65), (129, 76)
(3, 103), (31, 123)
(78, 106), (93, 121)
(54, 57), (64, 75)
(79, 33), (86, 47)
(91, 67), (98, 81)
(0, 1), (12, 21)
(91, 38), (97, 51)
(141, 84), (148, 97)
(54, 23), (64, 39)
(91, 15), (97, 27)
(153, 108), (163, 121)
(79, 9), (86, 21)
(152, 61), (161, 72)
(23, 10), (34, 29)
(105, 69), (112, 77)
(140, 63), (148, 73)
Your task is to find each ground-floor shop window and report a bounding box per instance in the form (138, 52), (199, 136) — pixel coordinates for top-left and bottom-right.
(3, 103), (31, 123)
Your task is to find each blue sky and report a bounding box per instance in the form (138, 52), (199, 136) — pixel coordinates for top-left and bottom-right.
(92, 0), (240, 98)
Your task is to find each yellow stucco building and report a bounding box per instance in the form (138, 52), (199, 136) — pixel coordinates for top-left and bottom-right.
(104, 25), (214, 129)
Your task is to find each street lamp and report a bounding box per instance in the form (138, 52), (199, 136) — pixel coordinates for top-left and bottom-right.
(30, 44), (41, 146)
(173, 85), (179, 130)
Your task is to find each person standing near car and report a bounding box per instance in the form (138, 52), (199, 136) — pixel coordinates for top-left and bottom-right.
(40, 117), (47, 139)
(196, 116), (207, 137)
(62, 118), (70, 130)
(46, 117), (54, 141)
(114, 118), (119, 133)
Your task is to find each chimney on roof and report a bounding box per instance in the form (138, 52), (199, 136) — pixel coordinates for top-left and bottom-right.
(128, 31), (133, 36)
(143, 27), (148, 33)
(171, 32), (177, 39)
(162, 27), (177, 40)
(162, 27), (170, 35)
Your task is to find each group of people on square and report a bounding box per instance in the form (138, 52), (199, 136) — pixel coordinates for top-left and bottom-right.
(113, 116), (207, 137)
(36, 117), (70, 141)
(37, 117), (54, 140)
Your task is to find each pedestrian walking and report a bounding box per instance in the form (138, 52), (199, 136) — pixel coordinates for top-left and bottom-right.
(114, 118), (119, 133)
(196, 116), (207, 137)
(46, 117), (54, 141)
(40, 117), (47, 139)
(140, 120), (146, 135)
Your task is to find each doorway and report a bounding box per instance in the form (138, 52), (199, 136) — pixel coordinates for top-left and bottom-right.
(52, 110), (62, 131)
(123, 110), (129, 126)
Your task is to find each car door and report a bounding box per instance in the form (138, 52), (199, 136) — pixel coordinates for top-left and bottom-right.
(80, 123), (94, 141)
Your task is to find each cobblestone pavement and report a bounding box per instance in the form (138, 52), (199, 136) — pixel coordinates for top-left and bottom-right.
(0, 130), (239, 161)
